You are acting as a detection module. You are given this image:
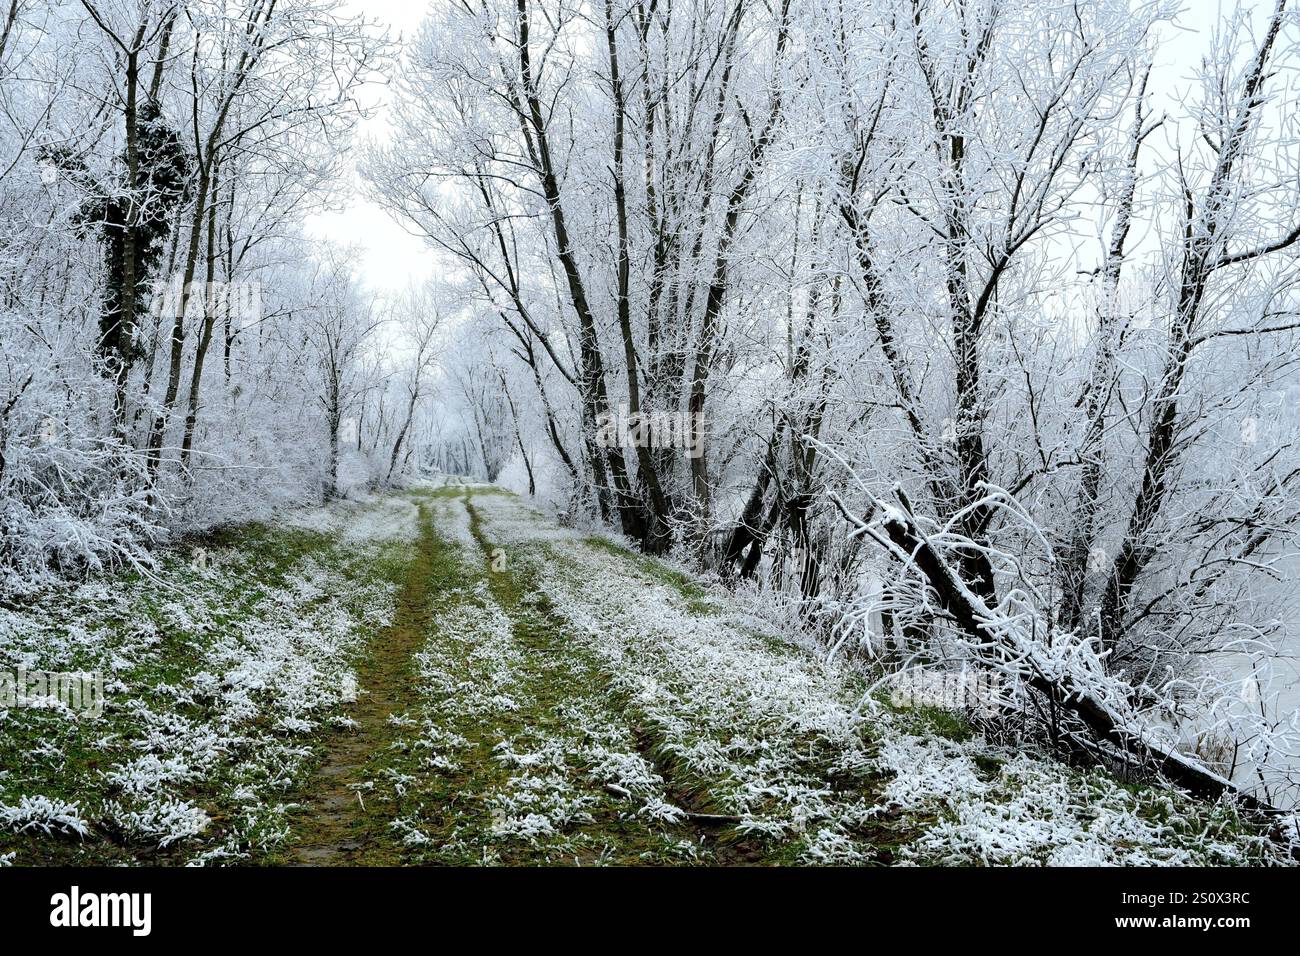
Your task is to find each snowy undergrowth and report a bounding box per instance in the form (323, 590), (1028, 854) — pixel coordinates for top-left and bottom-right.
(0, 499), (406, 865)
(469, 490), (1288, 866)
(872, 733), (1281, 865)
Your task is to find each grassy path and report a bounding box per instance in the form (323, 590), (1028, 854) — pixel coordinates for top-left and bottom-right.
(285, 504), (438, 865)
(333, 486), (718, 864)
(459, 488), (735, 862)
(3, 482), (1278, 866)
(363, 485), (1272, 866)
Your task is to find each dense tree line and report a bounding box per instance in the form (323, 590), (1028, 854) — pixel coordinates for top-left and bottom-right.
(371, 0), (1300, 807)
(0, 0), (442, 586)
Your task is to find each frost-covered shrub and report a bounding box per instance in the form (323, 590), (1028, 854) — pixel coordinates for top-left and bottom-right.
(0, 319), (161, 593)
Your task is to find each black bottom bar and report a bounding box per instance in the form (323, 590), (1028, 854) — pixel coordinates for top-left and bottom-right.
(0, 866), (1290, 942)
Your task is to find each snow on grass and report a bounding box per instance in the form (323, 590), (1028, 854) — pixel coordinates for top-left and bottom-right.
(105, 798), (211, 848)
(874, 739), (1282, 865)
(281, 492), (419, 545)
(411, 582), (521, 731)
(395, 577), (603, 852)
(0, 795), (89, 837)
(468, 490), (1288, 866)
(421, 490), (480, 553)
(369, 497), (698, 863)
(468, 492), (882, 861)
(10, 484), (1272, 865)
(0, 496), (408, 864)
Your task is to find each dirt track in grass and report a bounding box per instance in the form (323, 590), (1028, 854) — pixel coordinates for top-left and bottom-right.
(281, 483), (764, 865)
(285, 503), (438, 866)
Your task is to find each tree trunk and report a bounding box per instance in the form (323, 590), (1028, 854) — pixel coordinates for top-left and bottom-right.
(513, 0), (640, 538)
(180, 161), (222, 471)
(606, 2), (670, 550)
(1097, 3), (1287, 649)
(146, 164), (211, 478)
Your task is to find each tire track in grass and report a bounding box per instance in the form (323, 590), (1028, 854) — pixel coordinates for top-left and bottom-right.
(368, 486), (707, 863)
(376, 494), (538, 865)
(312, 485), (878, 864)
(285, 500), (436, 866)
(457, 489), (731, 863)
(464, 490), (905, 864)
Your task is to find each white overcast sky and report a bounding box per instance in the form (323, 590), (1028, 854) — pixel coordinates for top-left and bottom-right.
(303, 0), (434, 298)
(305, 0), (1253, 297)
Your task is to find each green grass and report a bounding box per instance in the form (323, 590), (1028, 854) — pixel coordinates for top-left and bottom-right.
(0, 513), (405, 865)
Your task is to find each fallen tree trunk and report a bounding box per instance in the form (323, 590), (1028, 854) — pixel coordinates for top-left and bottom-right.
(833, 489), (1278, 816)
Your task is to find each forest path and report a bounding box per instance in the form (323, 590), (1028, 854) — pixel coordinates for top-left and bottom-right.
(280, 482), (1269, 867)
(280, 482), (903, 865)
(1, 483), (1267, 867)
(286, 503), (440, 865)
(284, 482), (715, 865)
